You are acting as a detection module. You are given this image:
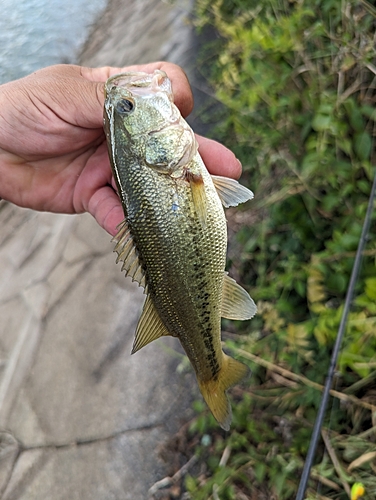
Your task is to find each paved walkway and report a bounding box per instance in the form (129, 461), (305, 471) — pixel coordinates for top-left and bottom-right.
(0, 1), (202, 498)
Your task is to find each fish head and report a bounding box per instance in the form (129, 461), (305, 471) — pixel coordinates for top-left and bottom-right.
(104, 70), (197, 174)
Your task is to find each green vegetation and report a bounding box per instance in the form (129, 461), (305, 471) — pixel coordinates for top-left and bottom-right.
(184, 0), (376, 498)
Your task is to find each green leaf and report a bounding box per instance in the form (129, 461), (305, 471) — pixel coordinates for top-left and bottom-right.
(311, 113), (332, 131)
(328, 273), (348, 293)
(344, 99), (364, 131)
(360, 104), (376, 121)
(354, 131), (372, 161)
(365, 277), (376, 301)
(185, 474), (197, 492)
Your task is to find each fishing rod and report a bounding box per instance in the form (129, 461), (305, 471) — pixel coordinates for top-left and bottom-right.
(295, 167), (376, 500)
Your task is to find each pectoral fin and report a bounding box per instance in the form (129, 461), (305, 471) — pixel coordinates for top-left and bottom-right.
(132, 295), (171, 354)
(211, 175), (254, 208)
(112, 220), (146, 288)
(221, 273), (257, 320)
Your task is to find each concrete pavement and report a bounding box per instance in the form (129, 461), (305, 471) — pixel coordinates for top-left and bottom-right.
(0, 1), (203, 498)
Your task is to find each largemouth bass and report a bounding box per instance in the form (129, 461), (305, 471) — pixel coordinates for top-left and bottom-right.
(103, 70), (256, 430)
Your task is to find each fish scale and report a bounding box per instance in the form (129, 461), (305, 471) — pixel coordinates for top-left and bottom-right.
(130, 166), (225, 382)
(104, 70), (257, 430)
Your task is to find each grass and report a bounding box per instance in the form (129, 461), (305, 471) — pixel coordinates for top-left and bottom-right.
(172, 0), (376, 498)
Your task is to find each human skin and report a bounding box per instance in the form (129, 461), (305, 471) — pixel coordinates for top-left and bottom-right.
(0, 63), (242, 236)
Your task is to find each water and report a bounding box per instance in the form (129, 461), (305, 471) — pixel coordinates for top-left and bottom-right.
(0, 0), (106, 84)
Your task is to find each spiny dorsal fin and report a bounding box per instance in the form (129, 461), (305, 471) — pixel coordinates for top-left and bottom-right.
(221, 272), (257, 320)
(211, 175), (254, 208)
(112, 220), (146, 288)
(132, 295), (171, 354)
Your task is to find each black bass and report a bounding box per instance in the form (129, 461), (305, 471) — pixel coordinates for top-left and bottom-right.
(103, 70), (256, 430)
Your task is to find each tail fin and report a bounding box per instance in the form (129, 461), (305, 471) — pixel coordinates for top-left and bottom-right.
(197, 353), (250, 431)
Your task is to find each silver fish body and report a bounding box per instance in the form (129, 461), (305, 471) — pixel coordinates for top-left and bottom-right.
(104, 70), (256, 430)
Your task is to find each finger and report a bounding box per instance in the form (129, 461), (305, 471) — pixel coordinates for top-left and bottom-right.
(196, 135), (242, 179)
(72, 143), (123, 235)
(87, 184), (124, 236)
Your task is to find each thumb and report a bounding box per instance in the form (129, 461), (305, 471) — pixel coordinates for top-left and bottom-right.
(35, 65), (106, 130)
(67, 78), (105, 130)
(14, 65), (106, 131)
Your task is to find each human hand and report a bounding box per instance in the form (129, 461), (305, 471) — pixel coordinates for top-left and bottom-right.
(0, 63), (242, 236)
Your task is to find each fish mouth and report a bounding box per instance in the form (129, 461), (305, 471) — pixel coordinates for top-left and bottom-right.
(105, 70), (173, 99)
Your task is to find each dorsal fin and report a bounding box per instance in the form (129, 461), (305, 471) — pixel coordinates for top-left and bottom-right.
(211, 175), (254, 208)
(132, 295), (171, 354)
(221, 272), (257, 320)
(112, 220), (146, 288)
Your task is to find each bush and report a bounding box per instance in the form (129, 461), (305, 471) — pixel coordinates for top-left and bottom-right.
(185, 0), (376, 498)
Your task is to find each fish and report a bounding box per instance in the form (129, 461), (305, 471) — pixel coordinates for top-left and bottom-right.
(103, 70), (257, 430)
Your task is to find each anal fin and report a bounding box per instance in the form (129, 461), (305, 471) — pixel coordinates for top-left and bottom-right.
(221, 272), (257, 320)
(132, 295), (171, 354)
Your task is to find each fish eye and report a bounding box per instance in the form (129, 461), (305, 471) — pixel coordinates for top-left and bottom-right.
(116, 98), (134, 114)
